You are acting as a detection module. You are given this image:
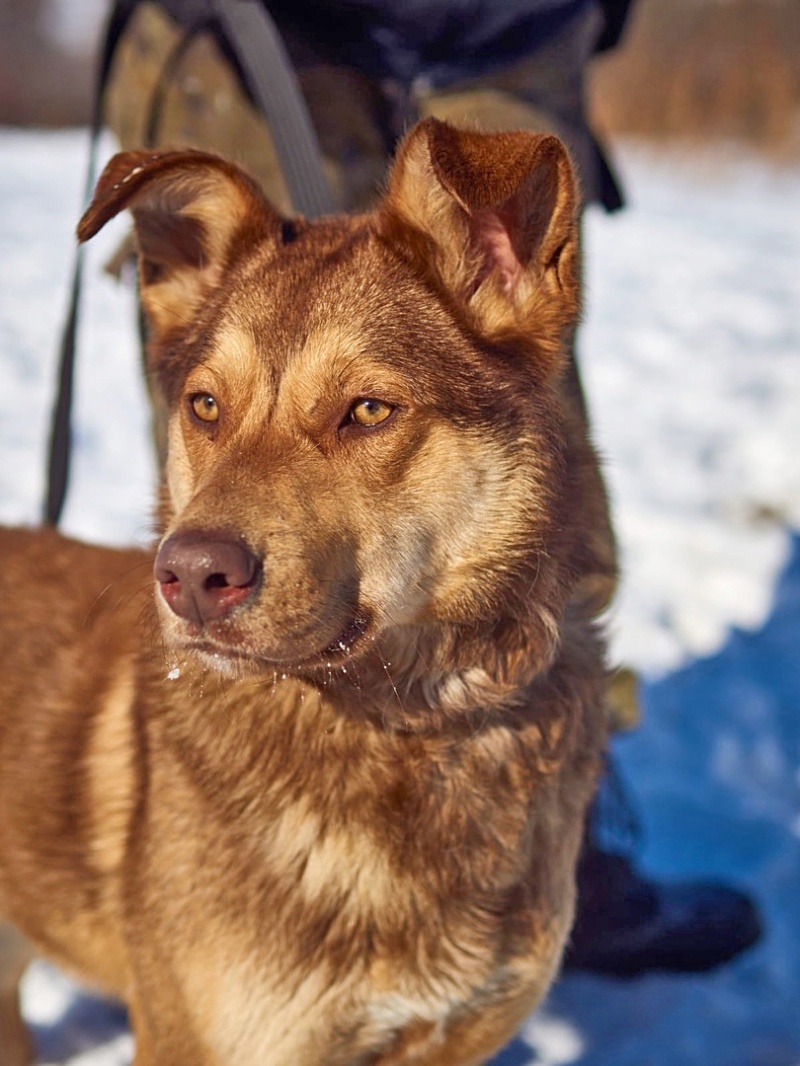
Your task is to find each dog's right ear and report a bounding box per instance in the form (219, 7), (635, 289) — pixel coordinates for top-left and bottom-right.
(380, 119), (580, 372)
(78, 150), (281, 334)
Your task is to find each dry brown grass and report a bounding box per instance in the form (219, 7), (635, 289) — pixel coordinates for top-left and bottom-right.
(591, 0), (800, 156)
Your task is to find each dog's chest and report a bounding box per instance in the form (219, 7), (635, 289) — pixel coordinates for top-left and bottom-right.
(144, 774), (508, 1063)
(140, 711), (536, 1061)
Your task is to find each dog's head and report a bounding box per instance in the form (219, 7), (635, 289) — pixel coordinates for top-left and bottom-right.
(79, 119), (584, 714)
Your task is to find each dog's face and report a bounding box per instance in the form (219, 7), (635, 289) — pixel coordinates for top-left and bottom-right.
(80, 120), (581, 704)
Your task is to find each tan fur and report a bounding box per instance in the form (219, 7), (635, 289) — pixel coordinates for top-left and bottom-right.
(0, 119), (610, 1065)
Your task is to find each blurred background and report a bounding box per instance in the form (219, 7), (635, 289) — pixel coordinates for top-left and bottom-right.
(2, 0), (799, 155)
(1, 3), (799, 1065)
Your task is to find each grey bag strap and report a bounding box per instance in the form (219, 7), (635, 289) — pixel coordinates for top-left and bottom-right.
(213, 0), (335, 217)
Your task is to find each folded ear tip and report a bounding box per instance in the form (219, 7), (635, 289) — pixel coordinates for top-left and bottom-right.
(75, 210), (95, 243)
(76, 150), (162, 242)
(75, 149), (250, 245)
(95, 149), (158, 192)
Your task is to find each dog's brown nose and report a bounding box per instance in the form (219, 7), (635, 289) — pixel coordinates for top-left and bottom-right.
(154, 533), (260, 625)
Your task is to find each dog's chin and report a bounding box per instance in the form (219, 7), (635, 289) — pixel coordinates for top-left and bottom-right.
(183, 643), (264, 679)
(167, 614), (374, 680)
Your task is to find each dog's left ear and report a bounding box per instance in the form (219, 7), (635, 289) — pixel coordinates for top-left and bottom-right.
(381, 118), (579, 364)
(78, 150), (281, 335)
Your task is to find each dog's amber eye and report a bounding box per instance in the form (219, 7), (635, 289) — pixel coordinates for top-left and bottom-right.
(348, 399), (394, 428)
(190, 393), (220, 424)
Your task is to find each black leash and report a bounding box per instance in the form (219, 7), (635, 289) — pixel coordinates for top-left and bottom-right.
(44, 0), (139, 526)
(44, 0), (334, 526)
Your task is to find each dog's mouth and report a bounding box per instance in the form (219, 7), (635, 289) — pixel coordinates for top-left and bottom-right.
(177, 613), (373, 676)
(288, 613), (373, 674)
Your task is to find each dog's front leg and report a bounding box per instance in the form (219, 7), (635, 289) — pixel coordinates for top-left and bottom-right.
(128, 992), (218, 1066)
(0, 923), (34, 1066)
(128, 992), (179, 1066)
(128, 997), (160, 1066)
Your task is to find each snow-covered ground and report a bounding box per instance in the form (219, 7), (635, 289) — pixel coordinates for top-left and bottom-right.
(1, 128), (799, 1065)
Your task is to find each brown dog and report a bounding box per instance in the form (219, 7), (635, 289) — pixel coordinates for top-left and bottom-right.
(0, 119), (610, 1065)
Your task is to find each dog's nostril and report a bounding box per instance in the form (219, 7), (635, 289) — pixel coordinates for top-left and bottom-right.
(154, 534), (261, 625)
(204, 572), (231, 591)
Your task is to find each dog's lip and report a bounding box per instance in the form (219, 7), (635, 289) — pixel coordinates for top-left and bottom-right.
(319, 615), (371, 661)
(287, 613), (373, 670)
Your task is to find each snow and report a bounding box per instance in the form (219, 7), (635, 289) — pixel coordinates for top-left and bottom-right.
(1, 128), (799, 1064)
(581, 145), (800, 675)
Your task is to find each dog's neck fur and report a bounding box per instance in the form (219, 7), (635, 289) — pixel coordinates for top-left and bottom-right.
(147, 615), (600, 826)
(147, 590), (601, 754)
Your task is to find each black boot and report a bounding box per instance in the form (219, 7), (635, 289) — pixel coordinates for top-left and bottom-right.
(564, 757), (762, 978)
(564, 846), (762, 978)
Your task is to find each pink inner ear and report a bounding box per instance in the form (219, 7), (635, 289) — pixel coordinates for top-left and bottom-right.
(471, 209), (524, 294)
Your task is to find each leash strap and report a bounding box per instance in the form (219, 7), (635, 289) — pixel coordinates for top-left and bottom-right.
(44, 0), (141, 525)
(44, 0), (334, 526)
